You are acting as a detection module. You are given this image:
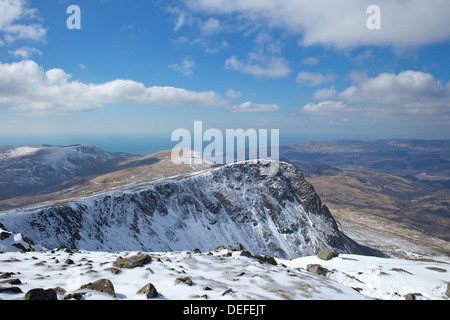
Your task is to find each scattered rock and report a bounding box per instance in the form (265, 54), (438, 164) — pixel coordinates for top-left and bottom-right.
(0, 286), (22, 294)
(80, 279), (115, 297)
(232, 244), (245, 251)
(175, 277), (193, 286)
(307, 264), (330, 276)
(0, 272), (15, 279)
(64, 259), (75, 265)
(104, 267), (121, 275)
(445, 282), (450, 298)
(222, 288), (234, 296)
(113, 253), (151, 269)
(192, 248), (201, 254)
(390, 268), (413, 275)
(0, 278), (21, 285)
(64, 293), (86, 300)
(404, 293), (422, 300)
(136, 283), (159, 299)
(317, 249), (339, 261)
(53, 287), (66, 295)
(203, 286), (212, 291)
(0, 231), (11, 240)
(25, 288), (58, 300)
(240, 250), (252, 258)
(254, 255), (277, 265)
(425, 267), (447, 273)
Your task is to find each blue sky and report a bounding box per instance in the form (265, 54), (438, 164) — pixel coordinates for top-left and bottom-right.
(0, 0), (449, 154)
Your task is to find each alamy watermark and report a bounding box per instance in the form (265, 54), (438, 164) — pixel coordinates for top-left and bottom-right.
(171, 121), (280, 176)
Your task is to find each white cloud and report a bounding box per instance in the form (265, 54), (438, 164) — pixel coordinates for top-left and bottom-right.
(0, 60), (226, 115)
(0, 0), (46, 44)
(184, 0), (450, 49)
(230, 101), (280, 113)
(301, 57), (319, 66)
(302, 70), (450, 119)
(313, 87), (337, 101)
(225, 55), (291, 78)
(303, 101), (353, 115)
(8, 46), (41, 58)
(225, 88), (242, 99)
(199, 17), (221, 36)
(296, 72), (335, 87)
(169, 58), (195, 76)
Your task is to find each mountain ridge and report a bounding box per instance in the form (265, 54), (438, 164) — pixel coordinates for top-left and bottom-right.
(0, 160), (382, 259)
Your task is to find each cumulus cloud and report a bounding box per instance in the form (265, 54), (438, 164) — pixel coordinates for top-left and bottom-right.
(302, 70), (450, 119)
(0, 60), (226, 114)
(225, 55), (291, 78)
(0, 0), (46, 45)
(184, 0), (450, 49)
(230, 101), (280, 113)
(296, 72), (335, 87)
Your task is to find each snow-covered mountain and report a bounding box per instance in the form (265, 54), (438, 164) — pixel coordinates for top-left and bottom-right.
(0, 144), (132, 202)
(0, 160), (381, 258)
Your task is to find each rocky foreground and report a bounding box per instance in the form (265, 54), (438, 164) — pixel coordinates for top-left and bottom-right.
(0, 246), (449, 300)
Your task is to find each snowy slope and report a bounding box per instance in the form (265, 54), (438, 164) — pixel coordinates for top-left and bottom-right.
(0, 160), (379, 258)
(0, 248), (448, 300)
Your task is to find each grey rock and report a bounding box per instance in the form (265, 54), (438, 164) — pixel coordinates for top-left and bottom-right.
(307, 264), (330, 276)
(25, 288), (58, 300)
(445, 282), (450, 298)
(175, 277), (193, 286)
(80, 278), (115, 297)
(113, 253), (151, 269)
(0, 286), (22, 294)
(317, 249), (339, 261)
(136, 283), (159, 299)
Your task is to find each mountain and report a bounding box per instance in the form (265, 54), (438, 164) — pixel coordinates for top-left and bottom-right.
(0, 160), (381, 259)
(280, 139), (450, 178)
(0, 145), (210, 210)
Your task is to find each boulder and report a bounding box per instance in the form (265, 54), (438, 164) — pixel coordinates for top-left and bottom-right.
(113, 253), (152, 269)
(80, 279), (115, 297)
(175, 277), (193, 286)
(317, 249), (339, 261)
(307, 264), (330, 277)
(136, 283), (159, 299)
(445, 282), (450, 298)
(25, 288), (58, 300)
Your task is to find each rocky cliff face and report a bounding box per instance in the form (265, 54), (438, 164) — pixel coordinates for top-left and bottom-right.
(0, 160), (381, 258)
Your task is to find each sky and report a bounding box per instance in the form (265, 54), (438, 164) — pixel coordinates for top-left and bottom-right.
(0, 0), (449, 154)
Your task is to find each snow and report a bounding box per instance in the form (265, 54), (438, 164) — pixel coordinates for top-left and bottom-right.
(0, 146), (42, 160)
(0, 247), (448, 300)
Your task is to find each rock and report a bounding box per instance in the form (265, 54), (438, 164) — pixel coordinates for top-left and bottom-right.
(0, 286), (22, 294)
(254, 255), (278, 265)
(192, 248), (201, 254)
(80, 279), (115, 297)
(136, 283), (159, 299)
(113, 253), (151, 269)
(0, 231), (11, 240)
(203, 286), (212, 291)
(64, 259), (75, 265)
(0, 278), (21, 285)
(104, 267), (121, 275)
(25, 288), (58, 300)
(445, 282), (450, 298)
(232, 244), (245, 251)
(222, 288), (233, 296)
(240, 250), (252, 257)
(307, 264), (330, 276)
(175, 277), (193, 286)
(64, 293), (86, 300)
(317, 249), (339, 261)
(404, 293), (422, 300)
